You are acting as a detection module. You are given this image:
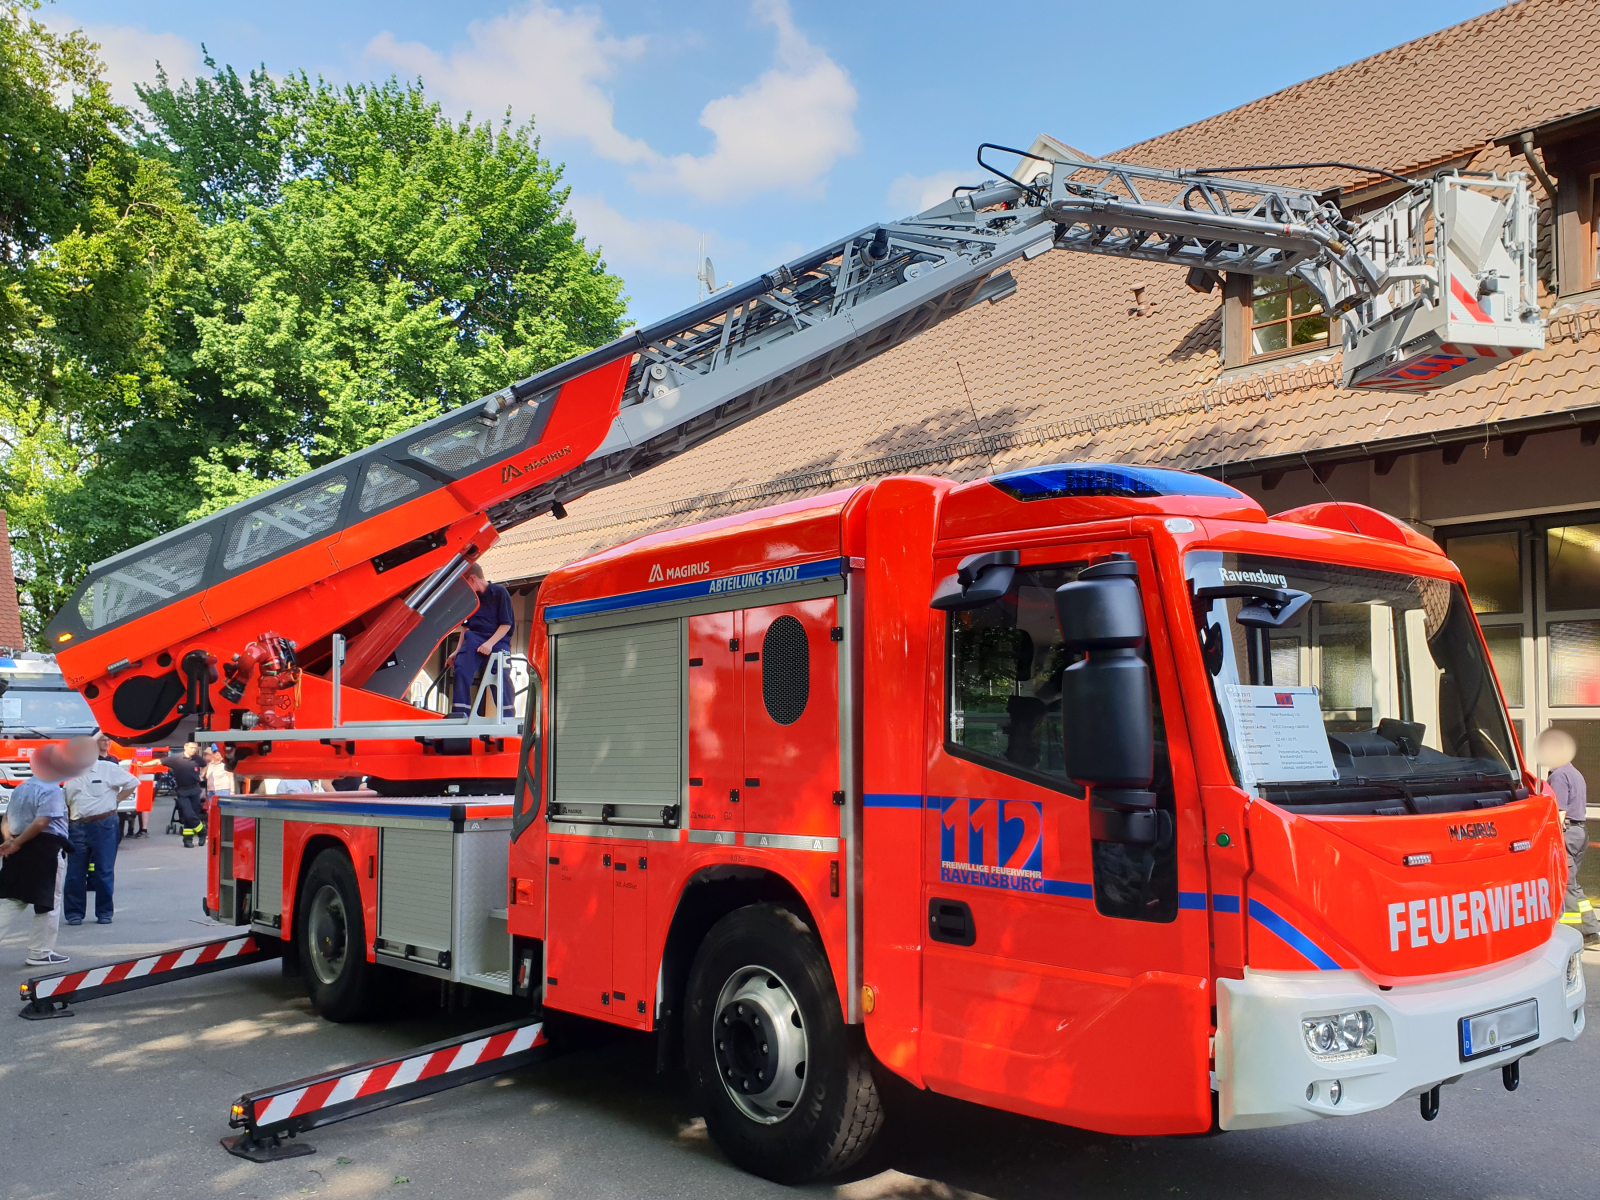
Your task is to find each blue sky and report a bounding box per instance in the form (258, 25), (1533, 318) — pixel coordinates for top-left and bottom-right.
(49, 0), (1498, 325)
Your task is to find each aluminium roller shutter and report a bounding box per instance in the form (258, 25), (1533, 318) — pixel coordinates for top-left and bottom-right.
(553, 620), (681, 818)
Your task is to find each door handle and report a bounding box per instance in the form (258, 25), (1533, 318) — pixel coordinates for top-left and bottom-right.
(928, 898), (976, 946)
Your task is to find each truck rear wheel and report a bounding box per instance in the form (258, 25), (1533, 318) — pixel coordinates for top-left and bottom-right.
(684, 904), (881, 1183)
(298, 849), (380, 1022)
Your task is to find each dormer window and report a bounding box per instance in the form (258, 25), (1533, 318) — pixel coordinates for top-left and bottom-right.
(1249, 275), (1330, 358)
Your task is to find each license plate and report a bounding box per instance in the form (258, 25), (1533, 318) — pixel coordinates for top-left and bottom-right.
(1459, 998), (1539, 1061)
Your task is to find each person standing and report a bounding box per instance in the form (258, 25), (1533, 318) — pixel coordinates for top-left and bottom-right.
(62, 735), (138, 925)
(1539, 728), (1599, 948)
(159, 743), (207, 847)
(0, 739), (96, 966)
(448, 563), (515, 718)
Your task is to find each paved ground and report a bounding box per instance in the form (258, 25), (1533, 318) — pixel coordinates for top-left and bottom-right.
(2, 821), (1597, 1200)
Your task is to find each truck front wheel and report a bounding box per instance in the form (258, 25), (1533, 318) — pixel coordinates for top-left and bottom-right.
(298, 849), (380, 1022)
(684, 904), (881, 1183)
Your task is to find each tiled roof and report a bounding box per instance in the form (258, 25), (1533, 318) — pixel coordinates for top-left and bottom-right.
(485, 0), (1600, 584)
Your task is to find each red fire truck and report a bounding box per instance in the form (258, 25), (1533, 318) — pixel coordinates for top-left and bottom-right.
(190, 471), (1583, 1180)
(31, 147), (1577, 1180)
(0, 652), (156, 833)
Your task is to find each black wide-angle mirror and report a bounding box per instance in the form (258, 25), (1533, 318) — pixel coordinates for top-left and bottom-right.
(1055, 554), (1158, 844)
(930, 549), (1019, 611)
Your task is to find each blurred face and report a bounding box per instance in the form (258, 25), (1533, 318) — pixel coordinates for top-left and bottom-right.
(66, 736), (99, 769)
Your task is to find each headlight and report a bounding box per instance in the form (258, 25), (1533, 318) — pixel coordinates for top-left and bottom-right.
(1568, 952), (1584, 997)
(1302, 1009), (1377, 1062)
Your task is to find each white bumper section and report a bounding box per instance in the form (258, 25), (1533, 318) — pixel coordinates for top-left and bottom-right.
(1216, 927), (1586, 1130)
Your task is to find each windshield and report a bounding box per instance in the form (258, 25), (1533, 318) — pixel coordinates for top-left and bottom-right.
(1186, 552), (1519, 812)
(0, 681), (97, 738)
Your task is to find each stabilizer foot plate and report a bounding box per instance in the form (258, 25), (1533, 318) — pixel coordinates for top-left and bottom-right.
(221, 1134), (316, 1162)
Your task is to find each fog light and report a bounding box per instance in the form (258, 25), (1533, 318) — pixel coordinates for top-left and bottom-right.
(1302, 1010), (1377, 1062)
(1568, 952), (1583, 997)
(1328, 1079), (1342, 1105)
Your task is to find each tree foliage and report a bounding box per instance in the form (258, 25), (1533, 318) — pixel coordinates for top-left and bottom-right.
(0, 0), (199, 641)
(0, 5), (628, 642)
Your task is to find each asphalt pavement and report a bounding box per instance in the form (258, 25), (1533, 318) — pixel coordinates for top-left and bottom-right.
(2, 823), (1597, 1200)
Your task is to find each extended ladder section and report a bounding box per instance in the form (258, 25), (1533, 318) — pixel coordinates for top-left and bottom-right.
(491, 154), (1543, 529)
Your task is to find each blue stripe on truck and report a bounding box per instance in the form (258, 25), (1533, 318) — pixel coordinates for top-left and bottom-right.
(543, 557), (844, 621)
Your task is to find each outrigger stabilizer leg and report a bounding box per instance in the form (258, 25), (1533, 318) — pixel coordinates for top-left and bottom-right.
(222, 1017), (550, 1162)
(18, 933), (280, 1020)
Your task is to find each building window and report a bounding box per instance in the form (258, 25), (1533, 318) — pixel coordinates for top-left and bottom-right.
(1250, 275), (1329, 358)
(1590, 173), (1600, 287)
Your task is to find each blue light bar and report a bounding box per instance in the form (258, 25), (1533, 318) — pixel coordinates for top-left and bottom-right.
(990, 463), (1246, 502)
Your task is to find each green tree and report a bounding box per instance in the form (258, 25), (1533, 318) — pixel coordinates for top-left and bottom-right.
(136, 52), (284, 223)
(0, 0), (200, 641)
(140, 70), (629, 512)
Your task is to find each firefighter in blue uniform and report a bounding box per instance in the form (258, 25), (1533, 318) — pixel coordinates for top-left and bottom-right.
(449, 563), (516, 718)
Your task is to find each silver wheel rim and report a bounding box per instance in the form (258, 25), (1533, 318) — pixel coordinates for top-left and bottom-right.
(712, 965), (807, 1124)
(307, 883), (349, 986)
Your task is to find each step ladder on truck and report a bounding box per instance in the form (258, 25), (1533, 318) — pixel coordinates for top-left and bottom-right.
(28, 144), (1584, 1183)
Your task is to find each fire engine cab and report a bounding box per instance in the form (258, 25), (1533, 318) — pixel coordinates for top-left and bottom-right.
(204, 464), (1584, 1181)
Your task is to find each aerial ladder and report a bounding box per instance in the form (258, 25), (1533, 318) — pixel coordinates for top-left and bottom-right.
(45, 144), (1545, 787)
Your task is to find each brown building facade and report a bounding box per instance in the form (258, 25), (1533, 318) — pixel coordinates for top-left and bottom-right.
(481, 0), (1600, 778)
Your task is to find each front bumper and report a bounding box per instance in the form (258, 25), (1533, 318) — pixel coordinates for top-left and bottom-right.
(1216, 927), (1585, 1130)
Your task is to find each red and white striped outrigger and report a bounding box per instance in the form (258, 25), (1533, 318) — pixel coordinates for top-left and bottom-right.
(19, 933), (280, 1020)
(222, 1018), (550, 1161)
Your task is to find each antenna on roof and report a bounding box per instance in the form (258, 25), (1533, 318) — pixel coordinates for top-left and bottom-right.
(697, 235), (728, 300)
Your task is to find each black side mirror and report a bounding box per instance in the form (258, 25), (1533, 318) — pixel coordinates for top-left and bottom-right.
(1055, 554), (1158, 845)
(931, 550), (1019, 611)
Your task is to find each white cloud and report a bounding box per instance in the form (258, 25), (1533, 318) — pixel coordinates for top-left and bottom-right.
(634, 0), (858, 202)
(886, 170), (968, 215)
(45, 14), (201, 105)
(369, 1), (858, 204)
(367, 2), (655, 164)
(567, 193), (704, 278)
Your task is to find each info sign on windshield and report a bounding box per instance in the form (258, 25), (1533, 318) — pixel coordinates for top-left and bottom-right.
(1222, 685), (1339, 793)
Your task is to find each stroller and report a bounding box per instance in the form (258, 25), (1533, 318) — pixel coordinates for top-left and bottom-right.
(154, 771), (180, 834)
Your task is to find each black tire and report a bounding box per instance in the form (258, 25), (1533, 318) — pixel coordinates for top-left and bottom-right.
(298, 849), (380, 1022)
(684, 904), (881, 1184)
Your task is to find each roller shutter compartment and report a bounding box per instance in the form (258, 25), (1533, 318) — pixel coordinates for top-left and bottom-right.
(553, 621), (681, 827)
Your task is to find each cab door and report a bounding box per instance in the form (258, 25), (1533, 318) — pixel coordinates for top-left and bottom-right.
(918, 539), (1212, 1134)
